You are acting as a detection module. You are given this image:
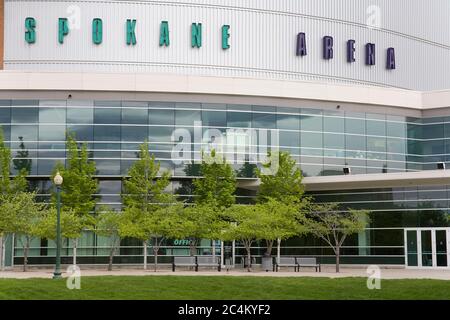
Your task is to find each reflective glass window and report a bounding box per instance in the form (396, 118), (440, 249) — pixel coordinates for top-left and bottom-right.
(324, 115), (344, 133)
(301, 110), (322, 132)
(366, 114), (386, 136)
(227, 111), (251, 128)
(202, 105), (227, 127)
(252, 106), (276, 129)
(67, 102), (94, 124)
(11, 100), (39, 124)
(94, 126), (120, 141)
(175, 109), (201, 126)
(277, 112), (300, 130)
(122, 126), (148, 142)
(0, 100), (11, 123)
(122, 102), (148, 125)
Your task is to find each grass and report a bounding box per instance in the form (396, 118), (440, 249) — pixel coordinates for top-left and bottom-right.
(0, 276), (449, 300)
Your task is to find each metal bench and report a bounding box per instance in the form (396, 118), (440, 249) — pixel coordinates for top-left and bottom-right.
(296, 257), (321, 272)
(274, 257), (298, 272)
(172, 256), (197, 272)
(197, 256), (221, 272)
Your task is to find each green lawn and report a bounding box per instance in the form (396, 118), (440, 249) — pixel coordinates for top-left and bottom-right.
(0, 276), (449, 300)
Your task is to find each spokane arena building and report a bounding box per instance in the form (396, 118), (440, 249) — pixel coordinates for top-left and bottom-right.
(0, 0), (450, 269)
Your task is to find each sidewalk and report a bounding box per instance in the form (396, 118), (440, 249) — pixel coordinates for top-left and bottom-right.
(1, 267), (450, 280)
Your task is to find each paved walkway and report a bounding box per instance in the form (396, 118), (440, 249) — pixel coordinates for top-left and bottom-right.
(1, 267), (450, 280)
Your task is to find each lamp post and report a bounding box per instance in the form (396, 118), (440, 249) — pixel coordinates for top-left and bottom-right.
(53, 172), (63, 279)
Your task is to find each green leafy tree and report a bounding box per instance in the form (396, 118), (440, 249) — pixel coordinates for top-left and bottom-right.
(0, 128), (28, 270)
(170, 204), (227, 256)
(255, 198), (307, 257)
(95, 206), (122, 271)
(13, 136), (32, 175)
(50, 133), (98, 266)
(305, 203), (370, 273)
(121, 142), (172, 270)
(222, 205), (261, 272)
(256, 151), (311, 255)
(0, 192), (47, 271)
(257, 151), (306, 204)
(193, 150), (236, 208)
(222, 200), (306, 272)
(37, 207), (85, 254)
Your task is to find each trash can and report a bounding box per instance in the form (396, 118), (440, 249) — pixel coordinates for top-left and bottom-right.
(261, 253), (273, 272)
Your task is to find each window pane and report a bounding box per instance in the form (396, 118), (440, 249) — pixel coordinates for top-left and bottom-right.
(176, 110), (201, 126)
(121, 126), (148, 142)
(227, 112), (251, 128)
(149, 109), (174, 126)
(202, 110), (226, 127)
(12, 108), (38, 124)
(122, 108), (148, 125)
(94, 108), (121, 124)
(67, 108), (94, 124)
(67, 125), (93, 142)
(324, 116), (344, 133)
(94, 126), (120, 141)
(277, 113), (300, 130)
(301, 114), (322, 132)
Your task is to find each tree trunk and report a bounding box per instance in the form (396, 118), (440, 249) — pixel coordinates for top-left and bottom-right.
(265, 240), (274, 256)
(143, 241), (147, 270)
(23, 237), (30, 272)
(245, 243), (252, 272)
(153, 247), (159, 272)
(108, 247), (114, 271)
(335, 245), (340, 273)
(73, 238), (78, 266)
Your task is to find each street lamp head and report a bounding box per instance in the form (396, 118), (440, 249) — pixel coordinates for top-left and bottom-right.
(53, 172), (63, 186)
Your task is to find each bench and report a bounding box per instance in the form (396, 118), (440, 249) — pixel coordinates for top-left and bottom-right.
(197, 256), (221, 272)
(274, 257), (298, 272)
(172, 256), (197, 272)
(297, 257), (321, 272)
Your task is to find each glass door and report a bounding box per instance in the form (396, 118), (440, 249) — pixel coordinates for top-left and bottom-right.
(435, 230), (448, 267)
(405, 228), (450, 268)
(406, 230), (418, 267)
(421, 230), (433, 267)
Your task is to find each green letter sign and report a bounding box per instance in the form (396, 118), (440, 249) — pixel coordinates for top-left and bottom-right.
(222, 25), (230, 50)
(25, 17), (36, 44)
(126, 19), (137, 45)
(92, 18), (103, 45)
(58, 18), (69, 44)
(159, 21), (170, 46)
(191, 23), (202, 48)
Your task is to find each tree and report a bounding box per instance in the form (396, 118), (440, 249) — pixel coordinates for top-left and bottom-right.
(37, 207), (85, 256)
(305, 203), (370, 273)
(222, 205), (261, 272)
(50, 133), (98, 266)
(0, 128), (28, 270)
(95, 206), (122, 271)
(0, 192), (47, 271)
(257, 151), (306, 204)
(193, 150), (236, 208)
(255, 198), (307, 257)
(171, 204), (226, 256)
(121, 142), (172, 270)
(256, 151), (311, 256)
(13, 136), (32, 175)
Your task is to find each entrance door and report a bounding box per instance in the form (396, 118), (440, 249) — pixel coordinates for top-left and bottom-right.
(436, 230), (448, 267)
(221, 241), (235, 269)
(405, 228), (450, 268)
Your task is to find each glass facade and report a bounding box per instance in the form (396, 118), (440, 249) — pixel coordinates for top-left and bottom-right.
(2, 99), (450, 266)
